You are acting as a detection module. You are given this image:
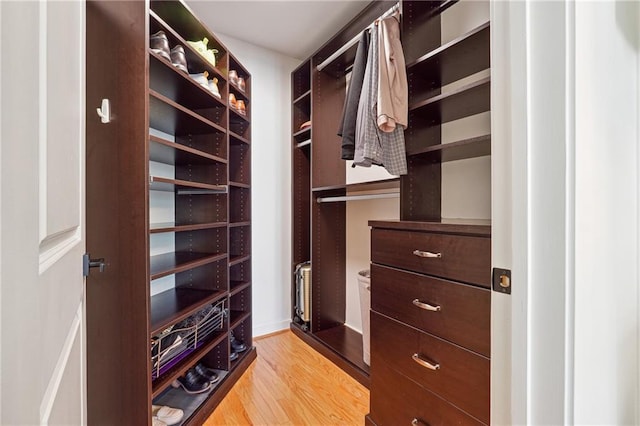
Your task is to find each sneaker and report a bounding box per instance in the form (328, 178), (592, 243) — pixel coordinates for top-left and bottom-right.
(189, 71), (209, 88)
(237, 77), (245, 92)
(170, 45), (188, 74)
(150, 31), (171, 62)
(152, 417), (167, 426)
(236, 100), (246, 116)
(228, 70), (239, 86)
(187, 37), (217, 67)
(152, 405), (184, 426)
(208, 77), (221, 99)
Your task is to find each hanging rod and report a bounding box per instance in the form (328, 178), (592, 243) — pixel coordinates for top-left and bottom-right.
(316, 192), (399, 203)
(316, 2), (400, 72)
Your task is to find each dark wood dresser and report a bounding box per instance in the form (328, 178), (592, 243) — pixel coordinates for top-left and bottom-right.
(367, 220), (491, 426)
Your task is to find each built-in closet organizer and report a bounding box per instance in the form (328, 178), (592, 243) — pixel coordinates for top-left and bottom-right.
(367, 1), (492, 425)
(86, 1), (254, 424)
(290, 0), (401, 387)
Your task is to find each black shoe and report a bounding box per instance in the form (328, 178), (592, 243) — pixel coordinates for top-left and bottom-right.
(230, 334), (247, 353)
(194, 363), (220, 384)
(172, 368), (211, 394)
(229, 350), (239, 362)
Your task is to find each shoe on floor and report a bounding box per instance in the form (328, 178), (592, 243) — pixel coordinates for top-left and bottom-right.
(194, 363), (220, 384)
(152, 405), (184, 426)
(172, 368), (211, 394)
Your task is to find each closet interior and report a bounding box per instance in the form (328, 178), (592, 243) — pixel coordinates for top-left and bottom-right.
(86, 1), (254, 424)
(291, 0), (492, 423)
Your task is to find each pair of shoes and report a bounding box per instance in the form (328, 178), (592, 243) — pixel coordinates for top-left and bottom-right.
(188, 72), (220, 98)
(187, 37), (218, 67)
(152, 405), (184, 426)
(228, 94), (246, 115)
(171, 369), (211, 394)
(150, 31), (188, 73)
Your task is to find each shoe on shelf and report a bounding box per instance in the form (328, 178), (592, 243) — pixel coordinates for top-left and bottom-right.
(150, 31), (171, 62)
(208, 77), (221, 99)
(228, 70), (239, 86)
(237, 77), (246, 92)
(186, 37), (218, 67)
(152, 417), (167, 426)
(170, 45), (188, 74)
(171, 368), (211, 394)
(229, 93), (237, 110)
(194, 363), (220, 384)
(189, 71), (209, 88)
(230, 333), (247, 353)
(229, 350), (239, 362)
(152, 405), (184, 426)
(299, 120), (311, 130)
(236, 100), (246, 116)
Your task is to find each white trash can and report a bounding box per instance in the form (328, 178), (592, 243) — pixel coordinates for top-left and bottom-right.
(357, 269), (371, 366)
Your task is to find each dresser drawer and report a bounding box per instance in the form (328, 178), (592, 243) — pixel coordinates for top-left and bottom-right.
(371, 264), (490, 356)
(370, 359), (484, 426)
(371, 312), (490, 424)
(371, 228), (491, 287)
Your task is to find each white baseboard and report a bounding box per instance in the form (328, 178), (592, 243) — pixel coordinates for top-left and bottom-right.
(253, 319), (291, 338)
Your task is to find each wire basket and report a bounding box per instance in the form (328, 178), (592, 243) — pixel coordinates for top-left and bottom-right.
(151, 299), (226, 381)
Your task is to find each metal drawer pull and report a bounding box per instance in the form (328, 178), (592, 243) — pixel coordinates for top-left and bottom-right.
(412, 353), (440, 370)
(411, 419), (429, 426)
(412, 249), (442, 258)
(412, 299), (441, 312)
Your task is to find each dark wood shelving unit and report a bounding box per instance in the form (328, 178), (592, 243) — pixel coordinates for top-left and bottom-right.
(312, 178), (400, 194)
(150, 90), (227, 135)
(296, 140), (311, 148)
(293, 127), (311, 139)
(229, 107), (250, 124)
(293, 90), (311, 105)
(229, 311), (251, 329)
(87, 1), (254, 424)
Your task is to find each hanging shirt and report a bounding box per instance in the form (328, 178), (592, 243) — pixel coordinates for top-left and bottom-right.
(377, 13), (408, 132)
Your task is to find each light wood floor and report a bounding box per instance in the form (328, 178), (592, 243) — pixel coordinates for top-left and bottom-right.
(204, 330), (369, 425)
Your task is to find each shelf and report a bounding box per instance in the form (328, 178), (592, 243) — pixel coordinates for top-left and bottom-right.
(229, 254), (251, 266)
(229, 181), (250, 189)
(293, 90), (311, 105)
(314, 325), (370, 375)
(150, 251), (227, 280)
(152, 369), (229, 417)
(150, 287), (227, 335)
(229, 81), (250, 101)
(407, 22), (490, 87)
(151, 331), (228, 398)
(149, 50), (226, 110)
(230, 281), (251, 296)
(293, 127), (311, 138)
(150, 221), (227, 234)
(229, 131), (250, 145)
(407, 134), (491, 161)
(312, 177), (400, 193)
(149, 135), (227, 166)
(149, 10), (226, 82)
(408, 76), (490, 124)
(368, 219), (491, 237)
(229, 221), (250, 228)
(229, 311), (251, 329)
(296, 140), (311, 149)
(150, 90), (226, 136)
(149, 176), (227, 194)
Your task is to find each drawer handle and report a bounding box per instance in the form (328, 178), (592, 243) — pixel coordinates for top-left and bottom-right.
(412, 353), (440, 371)
(411, 419), (429, 426)
(412, 249), (442, 258)
(412, 299), (441, 312)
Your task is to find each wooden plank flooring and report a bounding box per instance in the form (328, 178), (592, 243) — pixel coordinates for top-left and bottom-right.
(204, 330), (369, 425)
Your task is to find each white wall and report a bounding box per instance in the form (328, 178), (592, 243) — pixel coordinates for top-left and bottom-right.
(573, 1), (639, 423)
(216, 34), (300, 337)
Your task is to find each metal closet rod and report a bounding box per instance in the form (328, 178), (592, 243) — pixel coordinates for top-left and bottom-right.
(316, 192), (399, 203)
(316, 2), (400, 72)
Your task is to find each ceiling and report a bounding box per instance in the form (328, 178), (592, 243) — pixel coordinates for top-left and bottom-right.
(186, 1), (371, 60)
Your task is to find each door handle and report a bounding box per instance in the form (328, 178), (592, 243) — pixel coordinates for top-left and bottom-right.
(83, 253), (106, 276)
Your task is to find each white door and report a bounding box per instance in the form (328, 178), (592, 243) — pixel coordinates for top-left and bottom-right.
(1, 1), (86, 424)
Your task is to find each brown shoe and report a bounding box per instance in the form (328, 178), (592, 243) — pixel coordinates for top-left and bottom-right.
(150, 31), (171, 62)
(236, 100), (246, 116)
(170, 45), (188, 73)
(229, 93), (237, 109)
